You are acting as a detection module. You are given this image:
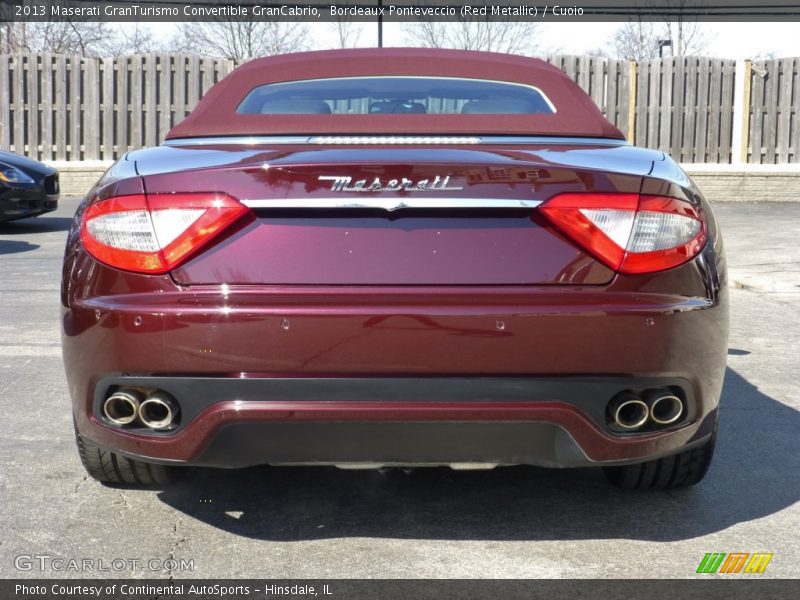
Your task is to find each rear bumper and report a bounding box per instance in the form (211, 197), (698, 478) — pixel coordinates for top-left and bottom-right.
(63, 233), (728, 469)
(91, 409), (718, 470)
(81, 375), (713, 468)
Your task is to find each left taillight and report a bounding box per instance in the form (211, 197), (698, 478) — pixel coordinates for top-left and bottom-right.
(80, 193), (251, 274)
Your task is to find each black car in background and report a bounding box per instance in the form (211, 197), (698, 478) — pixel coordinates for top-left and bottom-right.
(0, 150), (59, 222)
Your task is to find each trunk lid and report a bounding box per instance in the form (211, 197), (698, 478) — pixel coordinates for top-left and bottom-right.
(132, 142), (658, 286)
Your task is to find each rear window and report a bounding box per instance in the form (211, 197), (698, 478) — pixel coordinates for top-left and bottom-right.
(236, 77), (556, 116)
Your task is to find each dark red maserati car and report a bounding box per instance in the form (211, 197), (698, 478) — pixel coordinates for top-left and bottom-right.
(62, 49), (727, 489)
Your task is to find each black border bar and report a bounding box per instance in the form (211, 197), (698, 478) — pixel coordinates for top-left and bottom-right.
(5, 579), (800, 600)
(3, 1), (800, 23)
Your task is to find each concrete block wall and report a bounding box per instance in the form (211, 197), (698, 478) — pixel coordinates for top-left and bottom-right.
(49, 161), (800, 203)
(684, 166), (800, 203)
(49, 162), (112, 198)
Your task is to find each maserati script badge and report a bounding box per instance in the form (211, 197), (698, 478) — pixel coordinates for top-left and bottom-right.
(319, 175), (463, 193)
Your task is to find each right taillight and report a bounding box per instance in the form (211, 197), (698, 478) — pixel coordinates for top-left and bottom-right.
(540, 193), (707, 274)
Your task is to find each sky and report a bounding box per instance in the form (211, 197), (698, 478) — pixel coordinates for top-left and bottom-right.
(531, 22), (800, 58)
(147, 21), (800, 59)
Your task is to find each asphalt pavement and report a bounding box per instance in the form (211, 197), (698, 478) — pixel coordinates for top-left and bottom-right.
(0, 198), (798, 579)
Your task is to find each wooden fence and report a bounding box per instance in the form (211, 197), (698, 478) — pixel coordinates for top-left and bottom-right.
(748, 58), (800, 164)
(632, 58), (738, 163)
(0, 53), (235, 161)
(0, 52), (798, 164)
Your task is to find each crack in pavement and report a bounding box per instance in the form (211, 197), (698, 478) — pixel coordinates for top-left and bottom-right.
(166, 518), (188, 583)
(73, 475), (89, 495)
(116, 491), (131, 519)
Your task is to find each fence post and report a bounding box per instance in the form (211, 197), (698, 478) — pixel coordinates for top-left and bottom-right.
(627, 61), (637, 144)
(27, 53), (40, 160)
(0, 55), (9, 152)
(13, 55), (25, 155)
(732, 59), (752, 164)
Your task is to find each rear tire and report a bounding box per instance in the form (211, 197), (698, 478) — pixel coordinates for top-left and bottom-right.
(603, 428), (717, 490)
(75, 428), (182, 486)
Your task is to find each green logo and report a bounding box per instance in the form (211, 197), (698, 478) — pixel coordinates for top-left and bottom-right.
(696, 552), (773, 574)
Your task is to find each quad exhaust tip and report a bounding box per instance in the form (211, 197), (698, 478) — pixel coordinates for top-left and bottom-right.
(138, 392), (179, 430)
(612, 397), (650, 430)
(646, 390), (684, 425)
(608, 389), (685, 432)
(102, 390), (142, 426)
(103, 389), (179, 430)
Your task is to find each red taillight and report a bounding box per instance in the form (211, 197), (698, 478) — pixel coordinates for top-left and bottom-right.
(80, 193), (251, 274)
(540, 193), (707, 274)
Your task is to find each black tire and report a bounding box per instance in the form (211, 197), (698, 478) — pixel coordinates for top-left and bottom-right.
(75, 428), (182, 486)
(603, 429), (717, 490)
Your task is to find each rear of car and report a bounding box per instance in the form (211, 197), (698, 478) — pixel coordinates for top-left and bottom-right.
(62, 49), (727, 489)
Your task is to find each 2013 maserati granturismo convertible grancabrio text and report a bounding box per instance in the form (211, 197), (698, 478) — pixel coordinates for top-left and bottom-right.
(62, 49), (727, 489)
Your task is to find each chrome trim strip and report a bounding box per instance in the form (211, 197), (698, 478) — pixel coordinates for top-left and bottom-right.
(163, 136), (627, 147)
(241, 197), (542, 212)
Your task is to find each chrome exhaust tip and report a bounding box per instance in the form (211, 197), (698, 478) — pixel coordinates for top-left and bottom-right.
(138, 392), (179, 430)
(610, 394), (650, 430)
(647, 392), (684, 425)
(103, 390), (142, 426)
